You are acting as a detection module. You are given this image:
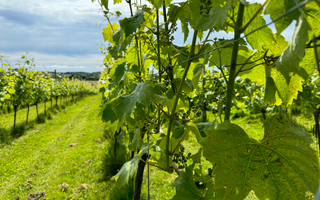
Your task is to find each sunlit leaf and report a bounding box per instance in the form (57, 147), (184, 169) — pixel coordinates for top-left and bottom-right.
(201, 116), (319, 200)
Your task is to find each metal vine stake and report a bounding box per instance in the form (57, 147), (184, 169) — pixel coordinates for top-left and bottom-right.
(312, 35), (320, 153)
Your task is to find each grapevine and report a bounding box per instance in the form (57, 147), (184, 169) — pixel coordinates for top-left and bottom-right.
(0, 54), (98, 128)
(94, 0), (320, 199)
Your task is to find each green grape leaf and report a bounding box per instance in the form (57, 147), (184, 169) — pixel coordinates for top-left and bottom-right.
(172, 78), (194, 94)
(114, 62), (126, 86)
(196, 1), (231, 31)
(101, 81), (161, 123)
(191, 148), (202, 164)
(102, 22), (119, 44)
(196, 122), (212, 137)
(265, 0), (302, 34)
(242, 3), (275, 50)
(148, 0), (162, 9)
(159, 136), (180, 154)
(182, 21), (189, 44)
(304, 1), (320, 40)
(185, 123), (203, 143)
(112, 143), (151, 187)
(171, 166), (216, 200)
(165, 0), (172, 6)
(271, 68), (304, 106)
(101, 0), (108, 10)
(236, 52), (266, 85)
(113, 30), (121, 46)
(167, 3), (191, 42)
(198, 30), (204, 41)
(128, 64), (140, 73)
(201, 116), (319, 200)
(210, 43), (265, 83)
(188, 0), (201, 29)
(299, 48), (318, 81)
(209, 42), (251, 70)
(120, 10), (145, 37)
(192, 64), (203, 90)
(172, 120), (186, 139)
(265, 34), (288, 56)
(276, 15), (311, 76)
(151, 148), (172, 169)
(172, 122), (203, 143)
(128, 130), (143, 151)
(298, 86), (320, 105)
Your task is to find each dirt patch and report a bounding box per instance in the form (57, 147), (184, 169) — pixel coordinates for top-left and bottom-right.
(94, 138), (102, 143)
(80, 183), (87, 190)
(70, 143), (77, 147)
(27, 191), (45, 200)
(84, 159), (92, 166)
(60, 185), (69, 192)
(17, 179), (33, 189)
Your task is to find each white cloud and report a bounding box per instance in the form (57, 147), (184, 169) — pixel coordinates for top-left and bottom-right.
(247, 0), (265, 3)
(0, 0), (108, 72)
(0, 0), (295, 73)
(1, 0), (104, 22)
(1, 51), (105, 72)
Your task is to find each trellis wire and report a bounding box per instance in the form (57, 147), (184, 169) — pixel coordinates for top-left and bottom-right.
(172, 0), (314, 68)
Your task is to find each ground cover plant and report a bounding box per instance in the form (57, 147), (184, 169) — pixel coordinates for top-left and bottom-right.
(0, 93), (89, 145)
(96, 0), (320, 199)
(0, 95), (109, 199)
(0, 95), (188, 200)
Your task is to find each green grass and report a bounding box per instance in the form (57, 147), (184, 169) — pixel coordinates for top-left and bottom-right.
(0, 98), (76, 130)
(0, 94), (178, 200)
(0, 99), (318, 200)
(0, 95), (108, 199)
(0, 97), (82, 145)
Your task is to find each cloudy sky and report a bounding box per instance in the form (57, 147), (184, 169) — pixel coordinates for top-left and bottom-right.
(0, 0), (293, 72)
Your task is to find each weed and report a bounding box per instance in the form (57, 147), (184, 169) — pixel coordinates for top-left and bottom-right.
(7, 105), (13, 113)
(11, 123), (27, 137)
(38, 113), (47, 123)
(46, 110), (53, 120)
(103, 138), (128, 178)
(108, 177), (147, 200)
(61, 104), (66, 110)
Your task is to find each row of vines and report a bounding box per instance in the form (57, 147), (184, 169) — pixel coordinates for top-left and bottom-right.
(94, 0), (320, 199)
(0, 54), (98, 128)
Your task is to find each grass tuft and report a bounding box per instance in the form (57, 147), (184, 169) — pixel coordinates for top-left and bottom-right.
(46, 110), (53, 120)
(38, 113), (47, 123)
(102, 139), (128, 178)
(108, 177), (147, 200)
(11, 123), (27, 137)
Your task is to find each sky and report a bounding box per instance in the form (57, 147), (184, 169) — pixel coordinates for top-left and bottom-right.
(0, 0), (294, 72)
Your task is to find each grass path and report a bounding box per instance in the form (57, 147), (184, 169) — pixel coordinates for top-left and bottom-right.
(0, 99), (70, 130)
(0, 94), (179, 200)
(0, 95), (109, 200)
